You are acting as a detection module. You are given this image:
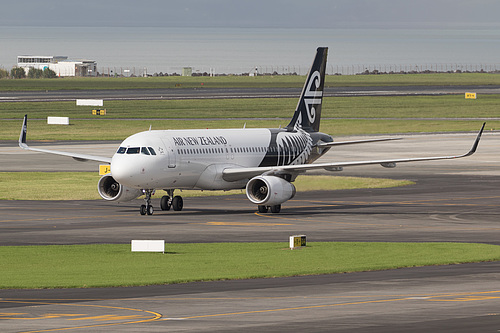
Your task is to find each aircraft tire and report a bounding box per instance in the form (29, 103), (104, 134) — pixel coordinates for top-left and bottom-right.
(160, 195), (171, 211)
(140, 204), (147, 215)
(258, 205), (268, 213)
(271, 205), (281, 213)
(147, 205), (154, 215)
(172, 196), (183, 211)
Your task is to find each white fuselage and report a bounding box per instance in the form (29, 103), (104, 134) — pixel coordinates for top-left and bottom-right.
(111, 128), (302, 191)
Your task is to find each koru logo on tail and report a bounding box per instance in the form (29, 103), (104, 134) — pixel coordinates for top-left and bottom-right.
(303, 71), (322, 124)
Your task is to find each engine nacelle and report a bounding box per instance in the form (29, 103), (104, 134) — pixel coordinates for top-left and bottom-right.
(97, 175), (142, 202)
(246, 175), (296, 206)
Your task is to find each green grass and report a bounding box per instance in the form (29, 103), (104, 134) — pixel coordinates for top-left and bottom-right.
(1, 94), (498, 140)
(1, 242), (499, 289)
(0, 173), (413, 200)
(2, 94), (499, 120)
(0, 75), (305, 91)
(0, 172), (102, 200)
(1, 73), (498, 141)
(327, 72), (500, 87)
(1, 118), (492, 141)
(1, 73), (500, 91)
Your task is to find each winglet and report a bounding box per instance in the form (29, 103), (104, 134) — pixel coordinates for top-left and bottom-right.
(19, 114), (28, 149)
(462, 122), (485, 157)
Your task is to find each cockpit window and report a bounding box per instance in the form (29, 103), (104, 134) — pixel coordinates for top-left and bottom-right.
(121, 147), (156, 155)
(126, 147), (140, 154)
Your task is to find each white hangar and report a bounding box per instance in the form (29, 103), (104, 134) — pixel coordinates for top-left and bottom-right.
(17, 56), (97, 77)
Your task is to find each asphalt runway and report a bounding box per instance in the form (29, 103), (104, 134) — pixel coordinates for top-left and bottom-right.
(2, 85), (500, 103)
(1, 132), (499, 332)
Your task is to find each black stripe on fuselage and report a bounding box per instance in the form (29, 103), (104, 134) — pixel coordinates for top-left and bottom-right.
(258, 129), (311, 167)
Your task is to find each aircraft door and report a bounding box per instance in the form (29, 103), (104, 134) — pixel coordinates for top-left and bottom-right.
(160, 138), (176, 168)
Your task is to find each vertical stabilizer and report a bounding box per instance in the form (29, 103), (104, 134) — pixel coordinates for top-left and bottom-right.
(286, 47), (328, 133)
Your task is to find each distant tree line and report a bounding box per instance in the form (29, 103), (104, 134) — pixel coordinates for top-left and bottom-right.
(0, 67), (57, 79)
(27, 67), (57, 78)
(0, 68), (8, 79)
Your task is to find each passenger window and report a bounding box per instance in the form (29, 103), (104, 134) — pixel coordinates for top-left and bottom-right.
(126, 147), (140, 154)
(117, 147), (126, 154)
(141, 147), (150, 155)
(148, 147), (157, 155)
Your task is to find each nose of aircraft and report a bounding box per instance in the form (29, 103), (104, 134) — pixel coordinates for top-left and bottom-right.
(110, 154), (138, 188)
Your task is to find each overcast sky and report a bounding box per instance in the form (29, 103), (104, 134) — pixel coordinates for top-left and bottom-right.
(2, 0), (500, 29)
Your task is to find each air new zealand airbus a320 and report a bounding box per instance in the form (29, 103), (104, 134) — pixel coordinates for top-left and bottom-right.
(20, 47), (485, 215)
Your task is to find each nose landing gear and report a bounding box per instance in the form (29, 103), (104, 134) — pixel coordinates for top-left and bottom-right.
(140, 189), (155, 215)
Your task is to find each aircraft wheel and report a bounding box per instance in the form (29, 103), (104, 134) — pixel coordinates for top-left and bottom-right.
(258, 205), (268, 213)
(140, 204), (147, 215)
(147, 205), (154, 215)
(160, 195), (171, 211)
(270, 205), (281, 213)
(172, 196), (183, 211)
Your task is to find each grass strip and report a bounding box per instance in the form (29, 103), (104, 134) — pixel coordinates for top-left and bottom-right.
(0, 173), (413, 201)
(1, 94), (498, 140)
(1, 95), (500, 120)
(1, 242), (499, 289)
(1, 118), (495, 141)
(1, 73), (500, 91)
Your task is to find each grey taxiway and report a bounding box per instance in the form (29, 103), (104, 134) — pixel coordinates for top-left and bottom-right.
(0, 130), (499, 332)
(2, 85), (500, 103)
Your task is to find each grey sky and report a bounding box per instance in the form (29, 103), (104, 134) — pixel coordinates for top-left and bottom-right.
(2, 0), (500, 29)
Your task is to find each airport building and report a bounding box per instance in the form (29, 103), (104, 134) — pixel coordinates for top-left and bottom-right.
(17, 56), (98, 77)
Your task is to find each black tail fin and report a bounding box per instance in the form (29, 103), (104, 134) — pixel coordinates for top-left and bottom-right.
(286, 47), (328, 133)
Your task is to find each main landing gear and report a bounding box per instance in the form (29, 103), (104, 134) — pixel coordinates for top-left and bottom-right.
(140, 189), (183, 216)
(160, 189), (183, 212)
(257, 204), (281, 214)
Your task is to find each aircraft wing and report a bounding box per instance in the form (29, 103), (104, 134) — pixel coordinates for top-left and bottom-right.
(19, 115), (112, 164)
(222, 123), (485, 182)
(316, 137), (401, 148)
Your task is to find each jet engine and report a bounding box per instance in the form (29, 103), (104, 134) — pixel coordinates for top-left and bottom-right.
(246, 175), (296, 206)
(97, 175), (142, 202)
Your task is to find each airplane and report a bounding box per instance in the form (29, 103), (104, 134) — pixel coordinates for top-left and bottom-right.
(19, 47), (485, 215)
